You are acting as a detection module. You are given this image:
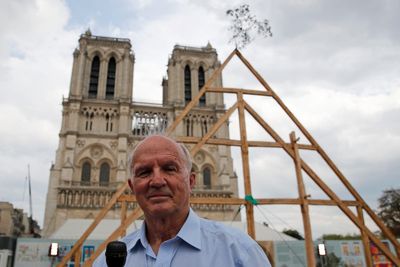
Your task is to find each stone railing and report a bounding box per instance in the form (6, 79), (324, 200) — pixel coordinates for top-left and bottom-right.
(57, 180), (137, 209)
(131, 104), (170, 137)
(57, 182), (233, 212)
(190, 190), (234, 212)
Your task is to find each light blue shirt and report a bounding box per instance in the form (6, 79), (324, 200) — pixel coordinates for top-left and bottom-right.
(94, 209), (271, 267)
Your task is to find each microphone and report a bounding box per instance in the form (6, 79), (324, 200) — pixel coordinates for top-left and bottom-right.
(105, 241), (127, 267)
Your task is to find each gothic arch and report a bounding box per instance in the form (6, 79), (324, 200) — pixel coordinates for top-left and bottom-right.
(87, 48), (106, 62)
(193, 149), (218, 189)
(104, 51), (123, 63)
(75, 143), (117, 168)
(181, 60), (195, 70)
(97, 159), (113, 185)
(77, 157), (95, 167)
(196, 61), (209, 71)
(78, 158), (95, 185)
(201, 164), (213, 189)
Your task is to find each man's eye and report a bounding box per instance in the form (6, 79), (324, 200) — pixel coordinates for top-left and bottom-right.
(136, 170), (150, 178)
(164, 165), (177, 172)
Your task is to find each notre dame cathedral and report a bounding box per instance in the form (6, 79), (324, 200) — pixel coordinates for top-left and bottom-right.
(42, 31), (238, 237)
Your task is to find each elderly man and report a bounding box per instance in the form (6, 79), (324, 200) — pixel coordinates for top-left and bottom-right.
(94, 135), (271, 266)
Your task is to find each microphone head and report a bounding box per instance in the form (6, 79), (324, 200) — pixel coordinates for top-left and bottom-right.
(105, 241), (127, 267)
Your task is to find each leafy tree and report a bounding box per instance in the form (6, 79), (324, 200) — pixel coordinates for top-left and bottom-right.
(226, 4), (272, 49)
(321, 233), (361, 240)
(377, 188), (400, 237)
(282, 228), (304, 240)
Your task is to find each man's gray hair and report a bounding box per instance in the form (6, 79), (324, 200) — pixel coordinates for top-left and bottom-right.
(128, 135), (193, 177)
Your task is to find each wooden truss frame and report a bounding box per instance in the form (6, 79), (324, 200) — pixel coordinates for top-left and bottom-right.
(58, 49), (399, 267)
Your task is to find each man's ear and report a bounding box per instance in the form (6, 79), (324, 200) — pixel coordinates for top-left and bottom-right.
(128, 178), (135, 194)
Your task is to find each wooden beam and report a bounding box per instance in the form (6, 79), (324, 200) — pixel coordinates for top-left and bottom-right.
(357, 205), (373, 267)
(237, 92), (256, 239)
(166, 49), (237, 135)
(236, 48), (400, 258)
(120, 201), (127, 238)
(206, 87), (273, 96)
(190, 102), (238, 156)
(290, 132), (315, 267)
(176, 136), (316, 150)
(307, 199), (359, 206)
(243, 101), (400, 265)
(83, 207), (144, 266)
(74, 247), (81, 266)
(176, 136), (242, 146)
(118, 194), (359, 206)
(57, 182), (130, 267)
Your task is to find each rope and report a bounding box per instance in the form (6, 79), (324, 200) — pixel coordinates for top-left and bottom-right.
(255, 205), (307, 267)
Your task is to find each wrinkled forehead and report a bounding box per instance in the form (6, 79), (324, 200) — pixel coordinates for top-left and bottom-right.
(131, 136), (185, 167)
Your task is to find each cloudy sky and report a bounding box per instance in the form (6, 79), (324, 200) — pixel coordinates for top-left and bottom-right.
(0, 0), (399, 239)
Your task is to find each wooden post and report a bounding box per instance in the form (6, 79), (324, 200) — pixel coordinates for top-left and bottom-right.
(237, 92), (255, 239)
(57, 182), (129, 266)
(190, 102), (238, 156)
(290, 132), (316, 267)
(120, 201), (127, 237)
(74, 246), (81, 266)
(83, 207), (144, 266)
(244, 101), (400, 265)
(357, 205), (373, 267)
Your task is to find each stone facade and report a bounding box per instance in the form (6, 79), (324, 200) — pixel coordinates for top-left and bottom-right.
(0, 202), (38, 237)
(42, 32), (238, 237)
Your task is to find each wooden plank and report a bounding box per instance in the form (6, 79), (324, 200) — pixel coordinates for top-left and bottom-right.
(243, 101), (400, 265)
(190, 197), (246, 205)
(357, 205), (373, 267)
(120, 201), (127, 237)
(166, 49), (237, 136)
(118, 194), (136, 202)
(176, 136), (316, 150)
(74, 247), (81, 267)
(83, 207), (144, 266)
(118, 194), (359, 206)
(237, 92), (255, 239)
(206, 87), (273, 96)
(176, 136), (242, 146)
(290, 132), (315, 267)
(190, 102), (238, 156)
(57, 182), (130, 267)
(307, 199), (359, 206)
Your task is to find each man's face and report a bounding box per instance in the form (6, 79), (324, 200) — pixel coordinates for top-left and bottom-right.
(128, 136), (195, 219)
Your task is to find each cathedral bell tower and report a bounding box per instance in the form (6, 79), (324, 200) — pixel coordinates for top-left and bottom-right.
(161, 44), (239, 220)
(43, 31), (135, 237)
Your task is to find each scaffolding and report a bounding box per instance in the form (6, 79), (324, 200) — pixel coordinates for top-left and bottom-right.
(58, 49), (400, 267)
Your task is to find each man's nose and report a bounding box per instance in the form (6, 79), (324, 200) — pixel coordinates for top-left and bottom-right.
(149, 168), (167, 187)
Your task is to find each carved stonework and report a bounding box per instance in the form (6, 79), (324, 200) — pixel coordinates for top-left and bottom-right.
(90, 145), (103, 159)
(194, 151), (205, 164)
(110, 141), (118, 150)
(76, 139), (85, 148)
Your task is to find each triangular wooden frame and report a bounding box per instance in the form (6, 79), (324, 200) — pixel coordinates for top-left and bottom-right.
(58, 49), (400, 267)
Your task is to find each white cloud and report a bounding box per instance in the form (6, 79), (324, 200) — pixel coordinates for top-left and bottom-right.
(0, 0), (80, 225)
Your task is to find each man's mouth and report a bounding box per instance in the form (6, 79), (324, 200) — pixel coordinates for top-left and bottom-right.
(147, 193), (171, 199)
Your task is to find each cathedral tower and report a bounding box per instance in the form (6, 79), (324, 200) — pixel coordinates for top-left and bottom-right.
(43, 34), (238, 237)
(43, 31), (135, 236)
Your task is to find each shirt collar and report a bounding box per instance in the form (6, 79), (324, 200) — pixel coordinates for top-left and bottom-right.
(126, 209), (202, 252)
(125, 221), (148, 252)
(176, 208), (202, 250)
